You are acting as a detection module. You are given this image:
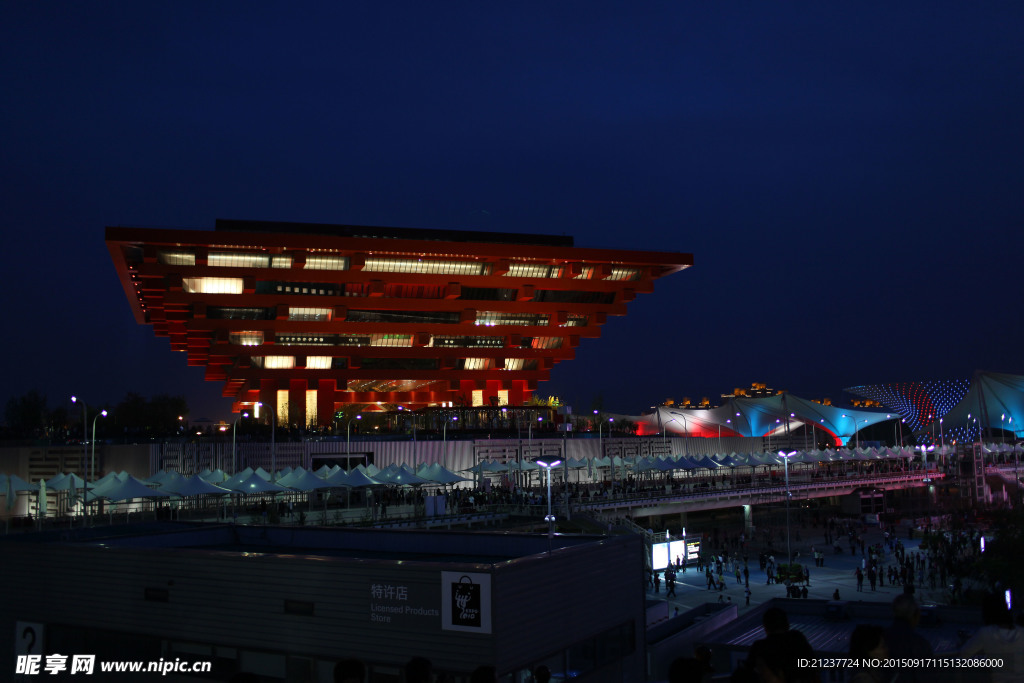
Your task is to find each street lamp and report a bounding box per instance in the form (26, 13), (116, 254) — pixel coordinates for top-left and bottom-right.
(443, 416), (458, 470)
(662, 418), (676, 444)
(256, 402), (276, 476)
(346, 414), (362, 454)
(232, 412), (249, 474)
(841, 415), (866, 449)
(766, 419), (780, 452)
(90, 410), (107, 483)
(87, 409), (107, 524)
(536, 458), (562, 554)
(597, 416), (613, 455)
(70, 396), (89, 524)
(442, 414), (458, 443)
(528, 415), (542, 441)
(779, 450), (797, 563)
(663, 414), (688, 458)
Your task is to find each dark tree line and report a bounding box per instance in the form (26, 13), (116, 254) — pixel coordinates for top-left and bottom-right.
(2, 390), (189, 441)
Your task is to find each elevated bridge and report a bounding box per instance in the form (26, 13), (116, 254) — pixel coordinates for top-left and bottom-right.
(572, 471), (939, 517)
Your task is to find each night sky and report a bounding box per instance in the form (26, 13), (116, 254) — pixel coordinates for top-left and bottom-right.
(3, 3), (1022, 422)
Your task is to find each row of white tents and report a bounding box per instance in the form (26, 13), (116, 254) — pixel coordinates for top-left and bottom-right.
(5, 441), (1021, 514)
(0, 462), (474, 514)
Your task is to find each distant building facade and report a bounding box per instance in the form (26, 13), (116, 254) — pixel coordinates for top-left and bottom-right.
(107, 219), (691, 427)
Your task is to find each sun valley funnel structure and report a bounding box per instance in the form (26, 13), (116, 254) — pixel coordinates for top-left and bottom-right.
(107, 219), (691, 426)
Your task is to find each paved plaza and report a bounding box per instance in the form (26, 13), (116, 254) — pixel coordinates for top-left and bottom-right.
(646, 523), (945, 613)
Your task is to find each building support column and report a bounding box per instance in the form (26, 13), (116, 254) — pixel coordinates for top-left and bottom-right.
(289, 378), (307, 428)
(317, 379), (336, 428)
(259, 380), (278, 424)
(742, 504), (753, 533)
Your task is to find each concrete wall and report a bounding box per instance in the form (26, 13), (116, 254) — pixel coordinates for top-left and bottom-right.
(0, 526), (646, 682)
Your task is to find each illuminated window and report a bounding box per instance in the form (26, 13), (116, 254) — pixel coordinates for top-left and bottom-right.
(306, 356), (333, 370)
(271, 255), (293, 269)
(531, 337), (562, 349)
(260, 281), (339, 296)
(305, 389), (318, 427)
(182, 277), (244, 294)
(370, 334), (413, 347)
(229, 331), (264, 346)
(277, 334), (332, 346)
(305, 255), (348, 270)
(497, 390), (509, 406)
(208, 252), (270, 268)
(472, 390), (484, 407)
(364, 258), (487, 276)
(277, 389), (288, 426)
(430, 336), (504, 348)
(573, 266), (595, 280)
(506, 263), (561, 278)
(604, 267), (641, 281)
(158, 251), (195, 266)
(463, 358), (491, 370)
(562, 314), (588, 327)
(254, 356), (296, 370)
(504, 359), (538, 370)
(288, 307), (333, 322)
(476, 312), (549, 326)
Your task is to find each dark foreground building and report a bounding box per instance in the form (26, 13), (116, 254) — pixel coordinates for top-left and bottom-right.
(1, 524), (645, 682)
(106, 219), (691, 426)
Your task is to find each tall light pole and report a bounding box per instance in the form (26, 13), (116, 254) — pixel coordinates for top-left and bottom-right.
(232, 412), (248, 474)
(346, 414), (362, 456)
(767, 419), (780, 452)
(887, 414), (899, 448)
(599, 416), (614, 485)
(70, 396), (89, 524)
(842, 415), (866, 449)
(597, 415), (612, 455)
(256, 402), (276, 476)
(528, 415), (541, 441)
(88, 409), (107, 524)
(663, 415), (687, 452)
(536, 458), (562, 554)
(681, 414), (689, 455)
(780, 450), (797, 563)
(443, 416), (458, 470)
(90, 410), (107, 483)
(662, 418), (676, 444)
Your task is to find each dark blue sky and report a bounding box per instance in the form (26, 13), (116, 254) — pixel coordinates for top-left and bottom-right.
(2, 2), (1022, 421)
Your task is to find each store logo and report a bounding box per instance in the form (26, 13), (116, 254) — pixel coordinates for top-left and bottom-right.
(451, 576), (481, 627)
(441, 571), (491, 633)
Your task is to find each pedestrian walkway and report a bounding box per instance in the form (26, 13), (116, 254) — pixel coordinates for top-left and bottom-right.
(647, 523), (944, 613)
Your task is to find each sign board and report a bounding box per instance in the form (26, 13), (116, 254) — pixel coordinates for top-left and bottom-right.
(441, 571), (492, 634)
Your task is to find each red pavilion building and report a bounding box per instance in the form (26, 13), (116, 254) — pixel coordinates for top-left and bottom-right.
(106, 219), (691, 426)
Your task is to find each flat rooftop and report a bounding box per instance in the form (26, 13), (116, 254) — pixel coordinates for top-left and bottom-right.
(214, 218), (575, 247)
(2, 522), (620, 566)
